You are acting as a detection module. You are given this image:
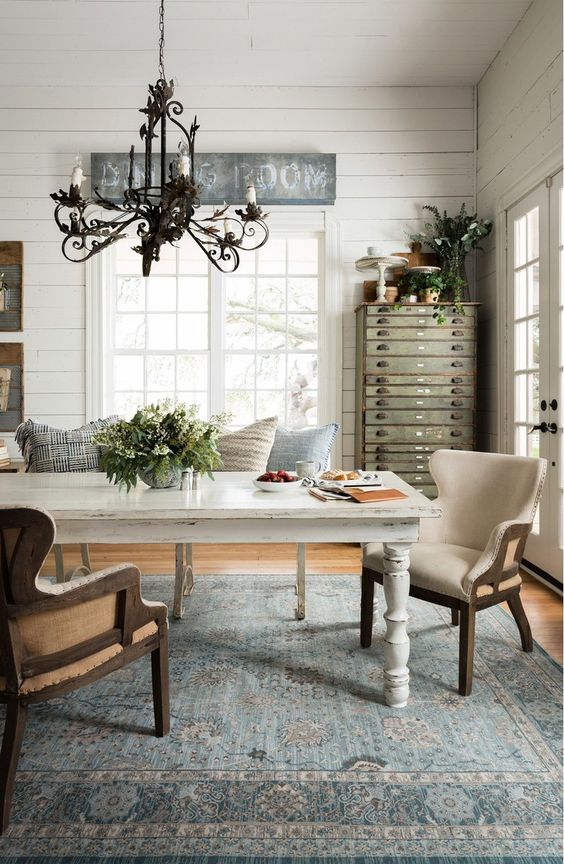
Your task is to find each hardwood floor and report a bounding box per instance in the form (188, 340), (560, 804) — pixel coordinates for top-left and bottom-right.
(43, 542), (563, 664)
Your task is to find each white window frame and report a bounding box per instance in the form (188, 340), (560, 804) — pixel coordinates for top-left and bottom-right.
(86, 210), (343, 463)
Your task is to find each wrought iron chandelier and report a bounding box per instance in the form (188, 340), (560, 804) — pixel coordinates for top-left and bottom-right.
(51, 0), (269, 276)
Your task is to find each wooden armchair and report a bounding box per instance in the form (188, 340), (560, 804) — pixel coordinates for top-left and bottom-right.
(360, 450), (547, 696)
(0, 505), (170, 833)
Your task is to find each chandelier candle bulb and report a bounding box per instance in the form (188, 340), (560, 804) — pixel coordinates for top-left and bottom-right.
(246, 184), (257, 205)
(71, 164), (84, 188)
(177, 145), (190, 178)
(224, 216), (233, 236)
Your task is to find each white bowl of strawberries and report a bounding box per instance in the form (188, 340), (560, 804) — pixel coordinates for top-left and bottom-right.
(252, 470), (304, 492)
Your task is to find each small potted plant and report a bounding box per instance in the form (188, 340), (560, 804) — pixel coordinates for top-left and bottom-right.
(410, 203), (493, 302)
(93, 402), (230, 490)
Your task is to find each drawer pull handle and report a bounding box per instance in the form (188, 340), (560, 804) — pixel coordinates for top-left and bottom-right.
(451, 399), (463, 407)
(451, 445), (463, 450)
(378, 307), (388, 312)
(451, 377), (463, 383)
(377, 344), (390, 351)
(376, 387), (390, 394)
(375, 446), (388, 452)
(377, 361), (389, 367)
(376, 376), (389, 383)
(377, 329), (390, 336)
(376, 430), (389, 437)
(451, 412), (463, 420)
(452, 318), (464, 324)
(452, 361), (463, 367)
(377, 318), (390, 324)
(376, 412), (387, 419)
(376, 399), (389, 406)
(451, 387), (463, 394)
(452, 344), (464, 351)
(451, 429), (463, 437)
(452, 330), (464, 336)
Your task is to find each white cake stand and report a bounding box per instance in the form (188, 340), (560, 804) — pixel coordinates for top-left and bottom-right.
(355, 255), (408, 302)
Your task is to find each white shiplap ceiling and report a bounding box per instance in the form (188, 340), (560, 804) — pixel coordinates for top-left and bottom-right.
(0, 0), (532, 87)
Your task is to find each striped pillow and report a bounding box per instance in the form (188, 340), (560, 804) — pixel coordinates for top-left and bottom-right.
(217, 416), (278, 472)
(15, 417), (118, 473)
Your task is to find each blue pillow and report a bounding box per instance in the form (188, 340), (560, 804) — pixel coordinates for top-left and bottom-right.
(267, 423), (340, 472)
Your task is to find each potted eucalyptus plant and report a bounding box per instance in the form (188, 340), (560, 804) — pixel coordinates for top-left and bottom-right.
(93, 402), (229, 490)
(410, 204), (493, 303)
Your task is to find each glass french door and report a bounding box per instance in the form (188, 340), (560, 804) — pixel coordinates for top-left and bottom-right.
(507, 171), (563, 583)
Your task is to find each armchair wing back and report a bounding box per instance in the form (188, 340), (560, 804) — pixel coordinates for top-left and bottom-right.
(422, 450), (547, 550)
(0, 505), (170, 833)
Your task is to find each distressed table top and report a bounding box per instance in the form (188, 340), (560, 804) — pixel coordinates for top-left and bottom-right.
(0, 471), (440, 522)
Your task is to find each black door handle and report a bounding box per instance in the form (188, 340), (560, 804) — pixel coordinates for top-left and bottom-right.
(530, 422), (549, 433)
(548, 422), (557, 434)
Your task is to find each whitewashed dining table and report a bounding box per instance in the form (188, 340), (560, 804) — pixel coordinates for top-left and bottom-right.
(0, 470), (440, 708)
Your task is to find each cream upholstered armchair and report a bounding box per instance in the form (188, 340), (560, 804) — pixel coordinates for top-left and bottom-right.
(0, 506), (169, 833)
(360, 450), (547, 696)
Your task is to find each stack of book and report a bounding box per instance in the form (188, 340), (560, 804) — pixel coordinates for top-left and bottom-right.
(0, 439), (10, 468)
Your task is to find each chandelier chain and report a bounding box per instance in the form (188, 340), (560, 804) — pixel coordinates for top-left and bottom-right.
(158, 0), (166, 81)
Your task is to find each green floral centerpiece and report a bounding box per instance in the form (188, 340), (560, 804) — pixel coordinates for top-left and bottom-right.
(93, 402), (229, 491)
(410, 203), (493, 302)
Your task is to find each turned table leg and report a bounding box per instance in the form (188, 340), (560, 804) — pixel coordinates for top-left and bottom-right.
(296, 543), (306, 620)
(173, 543), (194, 620)
(382, 541), (411, 708)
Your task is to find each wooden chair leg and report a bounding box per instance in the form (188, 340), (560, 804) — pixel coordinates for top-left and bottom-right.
(151, 629), (170, 737)
(451, 608), (459, 626)
(0, 701), (27, 834)
(459, 605), (476, 696)
(507, 590), (533, 652)
(360, 568), (375, 648)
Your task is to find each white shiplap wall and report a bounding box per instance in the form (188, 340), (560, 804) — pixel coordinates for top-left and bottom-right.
(0, 84), (474, 463)
(476, 0), (563, 452)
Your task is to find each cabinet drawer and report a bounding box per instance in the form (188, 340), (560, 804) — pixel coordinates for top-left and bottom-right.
(365, 356), (475, 375)
(365, 408), (474, 425)
(366, 455), (432, 471)
(366, 305), (475, 322)
(366, 374), (473, 388)
(365, 394), (474, 409)
(410, 483), (437, 499)
(365, 443), (472, 454)
(365, 425), (474, 444)
(367, 340), (475, 357)
(396, 470), (433, 485)
(367, 326), (474, 341)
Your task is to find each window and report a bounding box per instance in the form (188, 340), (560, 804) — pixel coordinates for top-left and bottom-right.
(103, 232), (323, 428)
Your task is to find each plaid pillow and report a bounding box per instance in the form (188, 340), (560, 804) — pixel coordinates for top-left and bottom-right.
(15, 417), (118, 473)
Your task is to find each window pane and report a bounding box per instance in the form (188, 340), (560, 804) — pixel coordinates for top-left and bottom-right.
(257, 277), (285, 311)
(257, 314), (286, 349)
(514, 269), (527, 319)
(225, 314), (255, 350)
(177, 392), (208, 418)
(288, 238), (318, 275)
(116, 314), (145, 349)
(117, 277), (144, 312)
(225, 390), (255, 425)
(514, 216), (526, 267)
(288, 314), (317, 349)
(527, 207), (539, 260)
(514, 373), (527, 423)
(528, 264), (539, 315)
(225, 355), (255, 389)
(258, 237), (285, 275)
(147, 313), (176, 349)
(146, 355), (175, 390)
(514, 321), (527, 370)
(257, 390), (285, 421)
(225, 277), (255, 312)
(178, 277), (209, 311)
(148, 277), (176, 311)
(288, 277), (318, 311)
(114, 391), (143, 419)
(530, 372), (539, 424)
(288, 388), (317, 428)
(177, 354), (208, 390)
(178, 314), (208, 350)
(528, 318), (539, 367)
(288, 353), (318, 392)
(515, 424), (527, 457)
(114, 355), (143, 391)
(256, 354), (285, 388)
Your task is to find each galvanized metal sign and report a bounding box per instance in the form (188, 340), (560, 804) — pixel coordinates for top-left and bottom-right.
(90, 152), (336, 206)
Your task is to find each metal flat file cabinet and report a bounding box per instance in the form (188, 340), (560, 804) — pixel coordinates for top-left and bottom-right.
(355, 302), (479, 498)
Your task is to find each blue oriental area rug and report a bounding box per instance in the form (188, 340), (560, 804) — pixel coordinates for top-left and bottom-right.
(0, 574), (561, 863)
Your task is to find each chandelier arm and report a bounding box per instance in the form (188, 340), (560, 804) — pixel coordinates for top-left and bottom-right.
(185, 226), (241, 273)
